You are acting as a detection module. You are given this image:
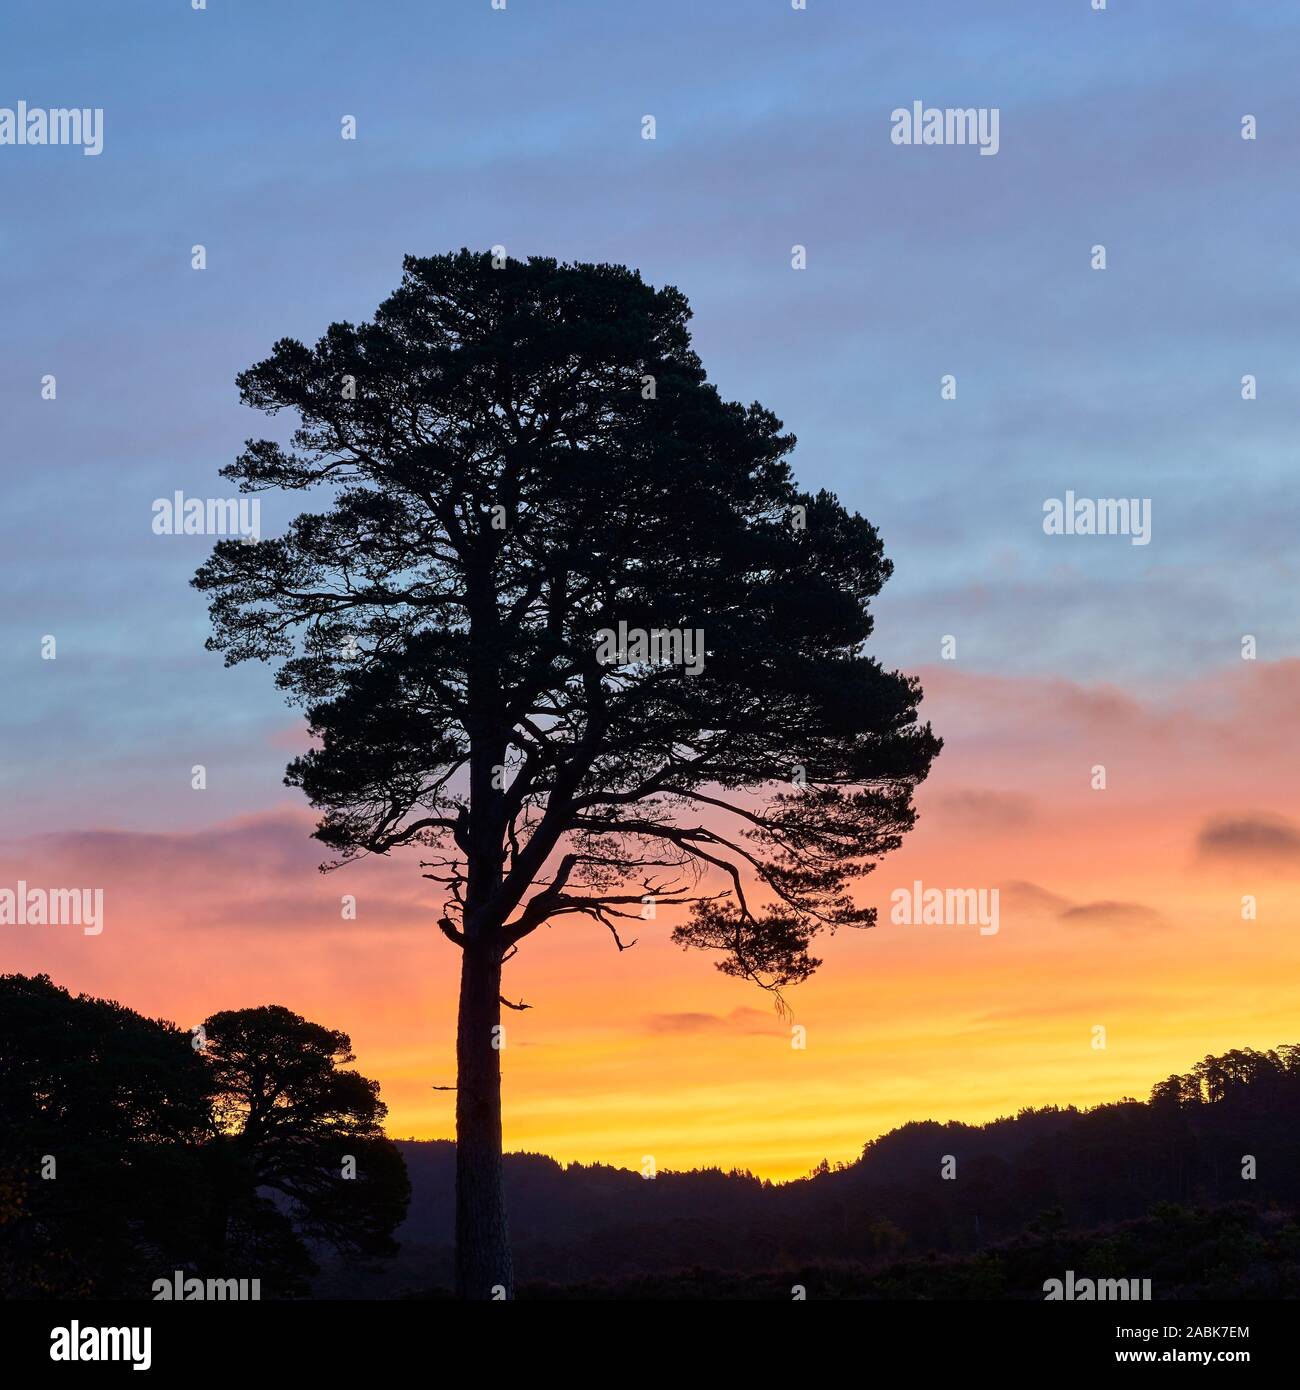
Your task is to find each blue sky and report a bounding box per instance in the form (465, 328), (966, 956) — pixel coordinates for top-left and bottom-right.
(2, 0), (1298, 835)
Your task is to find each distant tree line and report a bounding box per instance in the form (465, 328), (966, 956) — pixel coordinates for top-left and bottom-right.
(330, 1046), (1300, 1296)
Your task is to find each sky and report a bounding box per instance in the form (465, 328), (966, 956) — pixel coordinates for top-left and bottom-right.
(3, 0), (1299, 1178)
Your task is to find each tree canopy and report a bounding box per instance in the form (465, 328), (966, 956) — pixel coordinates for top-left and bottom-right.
(193, 249), (941, 996)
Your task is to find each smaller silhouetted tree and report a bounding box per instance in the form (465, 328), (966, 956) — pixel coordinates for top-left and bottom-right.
(200, 1005), (410, 1289)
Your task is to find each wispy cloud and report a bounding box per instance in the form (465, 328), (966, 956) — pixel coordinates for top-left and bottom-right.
(643, 1007), (782, 1037)
(1195, 812), (1300, 872)
(934, 789), (1035, 829)
(1058, 901), (1166, 933)
(996, 882), (1165, 933)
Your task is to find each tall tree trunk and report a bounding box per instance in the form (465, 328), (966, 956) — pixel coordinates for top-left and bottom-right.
(454, 939), (513, 1299)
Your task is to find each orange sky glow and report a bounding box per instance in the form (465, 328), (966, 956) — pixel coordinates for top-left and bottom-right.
(5, 659), (1298, 1180)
